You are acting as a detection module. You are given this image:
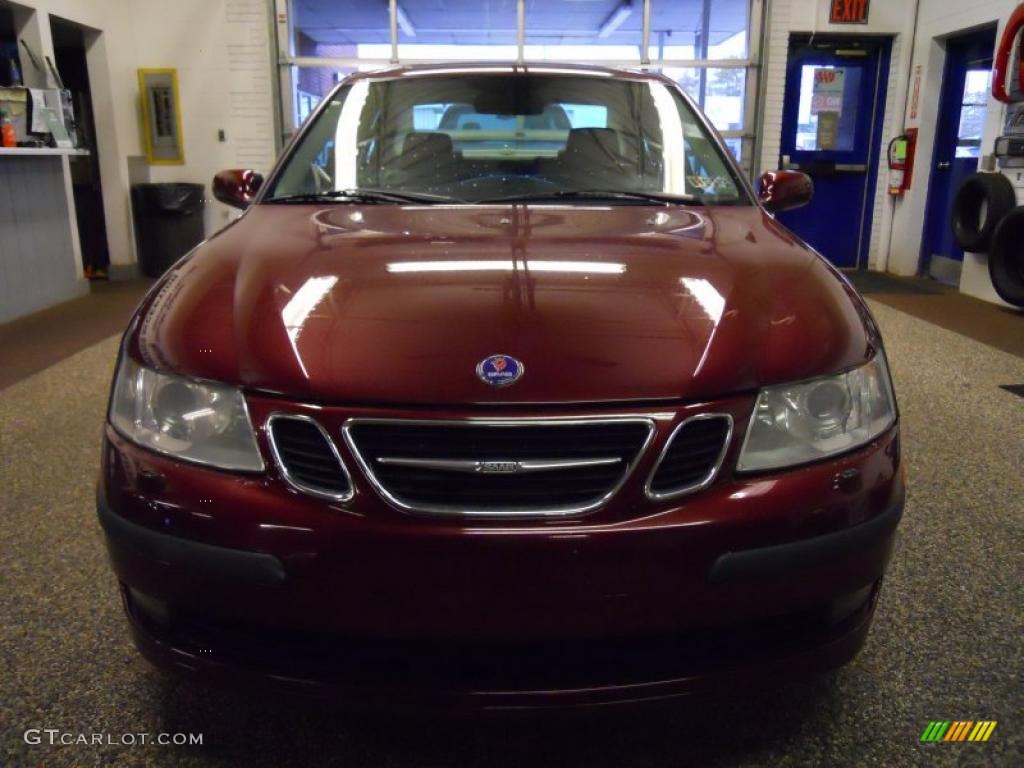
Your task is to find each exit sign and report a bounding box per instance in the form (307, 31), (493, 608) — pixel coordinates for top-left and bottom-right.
(830, 0), (870, 24)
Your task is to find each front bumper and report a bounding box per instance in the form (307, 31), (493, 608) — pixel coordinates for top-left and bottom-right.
(97, 397), (904, 708)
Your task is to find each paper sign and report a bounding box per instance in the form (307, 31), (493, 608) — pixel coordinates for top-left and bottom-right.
(811, 68), (845, 113)
(909, 65), (922, 120)
(811, 68), (846, 115)
(43, 108), (72, 148)
(816, 112), (840, 150)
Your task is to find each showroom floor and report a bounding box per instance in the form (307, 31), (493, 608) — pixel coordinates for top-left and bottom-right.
(1, 298), (1022, 767)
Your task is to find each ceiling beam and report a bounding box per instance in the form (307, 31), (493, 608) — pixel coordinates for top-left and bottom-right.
(396, 3), (415, 37)
(598, 0), (633, 39)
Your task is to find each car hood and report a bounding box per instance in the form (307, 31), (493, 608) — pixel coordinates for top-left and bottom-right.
(129, 203), (877, 405)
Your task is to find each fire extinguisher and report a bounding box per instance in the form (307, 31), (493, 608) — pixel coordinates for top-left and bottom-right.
(887, 129), (917, 197)
(992, 3), (1024, 103)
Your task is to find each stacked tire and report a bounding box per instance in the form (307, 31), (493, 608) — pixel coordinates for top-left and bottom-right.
(951, 172), (1024, 307)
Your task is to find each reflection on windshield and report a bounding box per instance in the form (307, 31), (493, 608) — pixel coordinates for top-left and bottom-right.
(267, 73), (748, 206)
(386, 260), (627, 274)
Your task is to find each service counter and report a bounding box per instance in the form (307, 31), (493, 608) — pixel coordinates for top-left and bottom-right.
(0, 147), (90, 323)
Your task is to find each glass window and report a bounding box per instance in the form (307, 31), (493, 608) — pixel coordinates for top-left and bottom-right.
(294, 66), (356, 126)
(284, 1), (755, 172)
(367, 1), (519, 60)
(666, 67), (746, 133)
(562, 104), (609, 128)
(291, 0), (389, 49)
(793, 65), (862, 152)
(955, 68), (991, 158)
(524, 0), (642, 60)
(289, 0), (385, 127)
(647, 0), (749, 61)
(266, 72), (748, 205)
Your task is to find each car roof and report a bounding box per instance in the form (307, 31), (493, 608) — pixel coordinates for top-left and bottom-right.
(343, 61), (675, 85)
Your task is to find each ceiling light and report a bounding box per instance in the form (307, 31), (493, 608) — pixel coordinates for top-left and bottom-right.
(598, 1), (633, 39)
(396, 3), (415, 37)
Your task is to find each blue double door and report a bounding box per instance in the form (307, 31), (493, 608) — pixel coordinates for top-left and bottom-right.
(777, 37), (891, 269)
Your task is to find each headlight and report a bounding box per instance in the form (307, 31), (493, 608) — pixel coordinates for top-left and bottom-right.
(109, 356), (264, 471)
(736, 353), (896, 472)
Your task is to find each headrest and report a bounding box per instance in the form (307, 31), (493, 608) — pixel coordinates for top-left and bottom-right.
(401, 132), (454, 157)
(564, 127), (622, 159)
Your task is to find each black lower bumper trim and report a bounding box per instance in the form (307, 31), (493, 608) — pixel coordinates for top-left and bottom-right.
(97, 491), (286, 587)
(709, 484), (904, 583)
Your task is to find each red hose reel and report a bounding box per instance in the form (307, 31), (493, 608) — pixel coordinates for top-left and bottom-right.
(993, 3), (1024, 103)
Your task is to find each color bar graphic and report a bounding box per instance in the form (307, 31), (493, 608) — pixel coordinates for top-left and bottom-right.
(921, 721), (996, 742)
(921, 721), (950, 742)
(968, 722), (998, 742)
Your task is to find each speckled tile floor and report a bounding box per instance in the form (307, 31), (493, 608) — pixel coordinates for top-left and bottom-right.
(1, 301), (1021, 768)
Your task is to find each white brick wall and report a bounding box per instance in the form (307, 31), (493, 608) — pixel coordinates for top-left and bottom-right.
(757, 0), (915, 270)
(758, 0), (793, 178)
(11, 0), (278, 267)
(757, 0), (1020, 306)
(886, 0), (1018, 306)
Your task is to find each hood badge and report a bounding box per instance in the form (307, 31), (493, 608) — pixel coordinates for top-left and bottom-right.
(476, 354), (524, 387)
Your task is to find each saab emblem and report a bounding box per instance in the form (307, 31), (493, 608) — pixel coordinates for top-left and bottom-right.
(476, 354), (524, 387)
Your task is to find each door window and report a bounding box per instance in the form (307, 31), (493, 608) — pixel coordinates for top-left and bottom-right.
(794, 65), (863, 152)
(955, 68), (992, 158)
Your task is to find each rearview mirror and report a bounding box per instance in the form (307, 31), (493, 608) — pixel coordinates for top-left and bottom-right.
(213, 169), (264, 209)
(758, 170), (813, 213)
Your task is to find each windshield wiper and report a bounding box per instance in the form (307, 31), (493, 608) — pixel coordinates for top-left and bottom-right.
(474, 189), (700, 205)
(265, 188), (463, 205)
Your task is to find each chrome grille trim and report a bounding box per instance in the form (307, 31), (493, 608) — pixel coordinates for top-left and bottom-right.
(375, 456), (623, 473)
(266, 413), (355, 502)
(643, 413), (733, 501)
(342, 417), (657, 519)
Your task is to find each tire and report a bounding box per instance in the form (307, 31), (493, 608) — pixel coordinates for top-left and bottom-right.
(951, 172), (1017, 253)
(988, 206), (1024, 308)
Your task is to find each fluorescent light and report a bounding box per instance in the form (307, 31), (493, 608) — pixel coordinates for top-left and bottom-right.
(333, 80), (370, 188)
(396, 3), (415, 37)
(388, 260), (510, 272)
(599, 1), (633, 39)
(526, 66), (614, 77)
(281, 276), (339, 379)
(649, 82), (688, 194)
(680, 277), (725, 323)
(529, 260), (626, 274)
(282, 277), (338, 341)
(400, 66), (514, 77)
(386, 260), (626, 274)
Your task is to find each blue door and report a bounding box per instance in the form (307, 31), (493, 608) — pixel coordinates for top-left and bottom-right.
(777, 37), (891, 268)
(921, 27), (997, 285)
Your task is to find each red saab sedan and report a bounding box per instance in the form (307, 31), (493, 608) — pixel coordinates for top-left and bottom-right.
(98, 62), (903, 709)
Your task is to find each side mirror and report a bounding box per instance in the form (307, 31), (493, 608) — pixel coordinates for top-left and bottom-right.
(758, 170), (813, 213)
(213, 169), (264, 209)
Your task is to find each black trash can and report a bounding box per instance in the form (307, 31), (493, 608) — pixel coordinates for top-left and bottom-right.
(131, 183), (206, 277)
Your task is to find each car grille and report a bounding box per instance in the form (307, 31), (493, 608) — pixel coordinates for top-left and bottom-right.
(646, 414), (732, 499)
(344, 418), (655, 517)
(267, 415), (353, 500)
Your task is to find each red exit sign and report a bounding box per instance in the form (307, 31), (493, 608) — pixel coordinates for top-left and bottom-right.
(830, 0), (870, 24)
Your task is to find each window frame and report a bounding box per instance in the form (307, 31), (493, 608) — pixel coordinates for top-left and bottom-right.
(272, 0), (763, 177)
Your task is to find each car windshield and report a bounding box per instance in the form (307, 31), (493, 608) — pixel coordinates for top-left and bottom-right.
(265, 72), (748, 206)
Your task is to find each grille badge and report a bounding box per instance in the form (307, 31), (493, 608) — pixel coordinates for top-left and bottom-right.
(375, 456), (622, 474)
(477, 461), (521, 473)
(476, 354), (524, 387)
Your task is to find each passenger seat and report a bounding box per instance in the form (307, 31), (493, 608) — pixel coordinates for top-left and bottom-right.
(397, 132), (458, 185)
(554, 128), (636, 185)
